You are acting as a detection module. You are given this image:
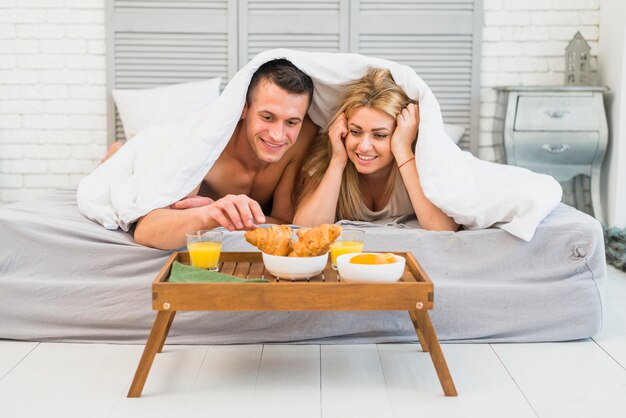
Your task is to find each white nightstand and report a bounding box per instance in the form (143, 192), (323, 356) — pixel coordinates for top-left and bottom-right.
(495, 86), (609, 224)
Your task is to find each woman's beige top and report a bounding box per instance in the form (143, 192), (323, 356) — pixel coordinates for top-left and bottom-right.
(359, 176), (414, 221)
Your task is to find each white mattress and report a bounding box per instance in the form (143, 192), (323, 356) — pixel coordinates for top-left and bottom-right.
(0, 188), (606, 344)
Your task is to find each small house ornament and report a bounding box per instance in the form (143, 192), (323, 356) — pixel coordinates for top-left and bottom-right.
(565, 31), (595, 85)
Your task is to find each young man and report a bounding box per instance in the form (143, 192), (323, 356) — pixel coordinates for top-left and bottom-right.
(133, 59), (318, 250)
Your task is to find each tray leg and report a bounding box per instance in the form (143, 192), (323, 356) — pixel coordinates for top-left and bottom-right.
(412, 309), (458, 397)
(157, 310), (176, 353)
(127, 310), (175, 398)
(408, 310), (429, 353)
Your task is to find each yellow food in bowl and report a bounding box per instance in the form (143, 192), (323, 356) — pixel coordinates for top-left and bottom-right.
(349, 253), (396, 265)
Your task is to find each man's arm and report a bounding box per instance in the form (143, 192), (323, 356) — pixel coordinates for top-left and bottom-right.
(134, 206), (218, 250)
(134, 184), (207, 250)
(134, 194), (266, 250)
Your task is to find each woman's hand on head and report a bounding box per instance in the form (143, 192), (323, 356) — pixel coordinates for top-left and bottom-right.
(391, 103), (420, 161)
(328, 113), (349, 166)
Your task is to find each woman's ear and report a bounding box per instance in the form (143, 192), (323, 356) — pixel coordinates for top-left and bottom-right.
(240, 101), (248, 120)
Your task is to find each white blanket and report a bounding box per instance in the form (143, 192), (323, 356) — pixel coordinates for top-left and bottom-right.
(77, 49), (562, 241)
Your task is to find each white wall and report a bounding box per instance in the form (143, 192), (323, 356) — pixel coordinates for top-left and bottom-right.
(0, 0), (106, 203)
(599, 0), (626, 228)
(0, 0), (607, 205)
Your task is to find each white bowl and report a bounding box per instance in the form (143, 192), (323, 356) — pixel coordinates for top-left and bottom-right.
(336, 253), (406, 283)
(262, 252), (328, 280)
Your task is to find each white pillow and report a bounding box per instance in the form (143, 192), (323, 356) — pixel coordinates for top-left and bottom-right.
(443, 123), (466, 144)
(112, 78), (221, 140)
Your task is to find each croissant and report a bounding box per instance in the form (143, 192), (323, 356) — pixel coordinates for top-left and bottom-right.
(244, 225), (293, 256)
(289, 224), (342, 257)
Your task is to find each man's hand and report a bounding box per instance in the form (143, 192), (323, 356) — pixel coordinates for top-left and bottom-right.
(205, 194), (266, 231)
(170, 195), (215, 209)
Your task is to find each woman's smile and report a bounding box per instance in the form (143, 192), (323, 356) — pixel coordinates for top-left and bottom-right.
(356, 153), (377, 161)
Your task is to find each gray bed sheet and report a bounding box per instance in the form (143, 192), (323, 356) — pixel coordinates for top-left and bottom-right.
(0, 188), (606, 344)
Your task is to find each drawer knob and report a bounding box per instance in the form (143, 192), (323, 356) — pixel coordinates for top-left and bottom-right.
(544, 109), (568, 118)
(542, 144), (570, 154)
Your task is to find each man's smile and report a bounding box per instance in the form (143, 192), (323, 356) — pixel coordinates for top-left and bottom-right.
(259, 137), (284, 149)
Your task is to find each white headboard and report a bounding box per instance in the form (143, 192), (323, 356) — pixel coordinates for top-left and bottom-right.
(106, 0), (482, 154)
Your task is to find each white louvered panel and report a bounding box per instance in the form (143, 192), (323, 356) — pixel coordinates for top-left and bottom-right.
(352, 0), (480, 153)
(359, 14), (472, 35)
(115, 0), (226, 10)
(108, 0), (237, 143)
(359, 0), (473, 12)
(114, 32), (229, 89)
(248, 34), (340, 60)
(240, 0), (348, 64)
(107, 0), (480, 149)
(248, 0), (340, 12)
(359, 34), (472, 128)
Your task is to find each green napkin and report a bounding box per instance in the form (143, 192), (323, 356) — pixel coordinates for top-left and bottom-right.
(168, 261), (268, 283)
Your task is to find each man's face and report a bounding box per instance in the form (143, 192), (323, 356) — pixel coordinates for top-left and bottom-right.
(241, 80), (310, 164)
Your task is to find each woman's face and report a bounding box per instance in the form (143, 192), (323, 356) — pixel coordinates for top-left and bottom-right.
(345, 106), (396, 176)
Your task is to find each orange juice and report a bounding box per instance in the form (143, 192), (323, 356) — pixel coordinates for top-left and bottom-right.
(330, 240), (364, 266)
(187, 241), (222, 270)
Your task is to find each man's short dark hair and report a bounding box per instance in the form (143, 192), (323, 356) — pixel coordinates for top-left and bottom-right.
(247, 59), (314, 109)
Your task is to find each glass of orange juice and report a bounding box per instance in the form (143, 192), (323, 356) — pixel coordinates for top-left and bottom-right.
(185, 230), (223, 271)
(330, 229), (365, 270)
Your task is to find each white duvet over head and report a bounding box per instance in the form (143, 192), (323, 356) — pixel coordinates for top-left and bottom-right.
(77, 49), (562, 241)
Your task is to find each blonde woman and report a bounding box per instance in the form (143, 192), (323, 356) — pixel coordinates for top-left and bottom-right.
(293, 68), (458, 231)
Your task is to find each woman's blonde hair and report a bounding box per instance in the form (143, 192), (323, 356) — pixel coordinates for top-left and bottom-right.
(295, 68), (414, 221)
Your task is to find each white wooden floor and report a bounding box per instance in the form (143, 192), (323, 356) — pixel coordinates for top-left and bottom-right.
(1, 266), (625, 418)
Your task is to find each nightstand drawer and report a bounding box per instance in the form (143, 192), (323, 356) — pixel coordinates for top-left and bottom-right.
(513, 132), (599, 166)
(514, 96), (599, 132)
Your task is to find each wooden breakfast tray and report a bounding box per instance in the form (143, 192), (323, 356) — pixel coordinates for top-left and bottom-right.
(128, 252), (457, 397)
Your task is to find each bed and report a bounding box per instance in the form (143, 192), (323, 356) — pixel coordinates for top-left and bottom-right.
(0, 188), (606, 344)
(2, 1), (605, 345)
